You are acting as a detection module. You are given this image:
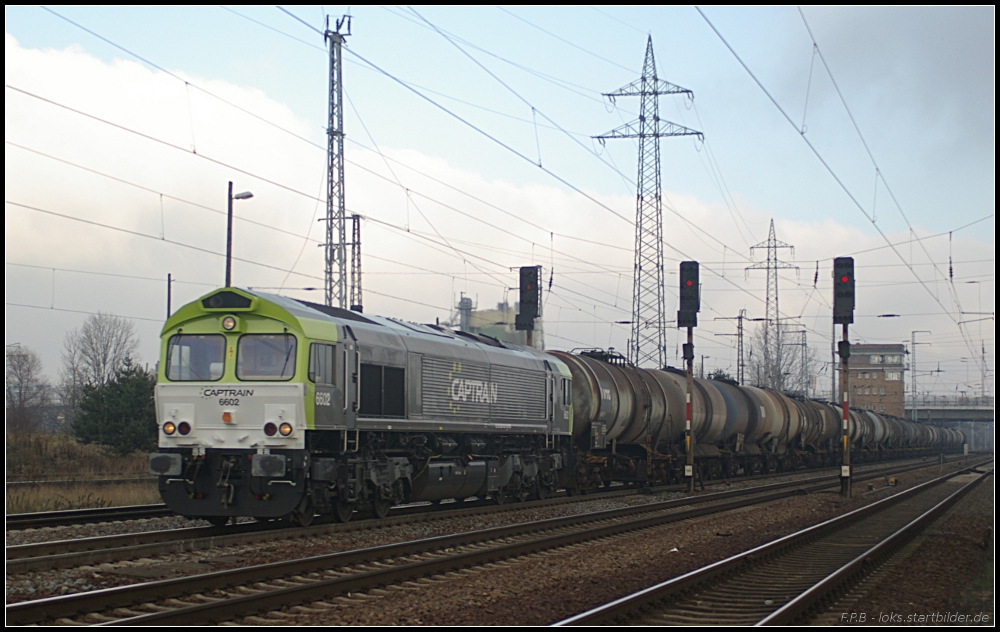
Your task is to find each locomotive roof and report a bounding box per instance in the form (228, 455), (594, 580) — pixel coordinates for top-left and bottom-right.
(171, 288), (565, 373)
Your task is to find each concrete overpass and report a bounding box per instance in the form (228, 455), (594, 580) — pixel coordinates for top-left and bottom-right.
(906, 395), (994, 452)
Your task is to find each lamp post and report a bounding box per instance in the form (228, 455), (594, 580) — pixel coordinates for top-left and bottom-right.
(226, 181), (253, 287)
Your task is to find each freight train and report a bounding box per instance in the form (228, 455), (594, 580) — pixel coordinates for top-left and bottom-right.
(149, 288), (965, 526)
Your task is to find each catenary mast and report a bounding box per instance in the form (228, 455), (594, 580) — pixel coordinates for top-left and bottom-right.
(324, 16), (350, 308)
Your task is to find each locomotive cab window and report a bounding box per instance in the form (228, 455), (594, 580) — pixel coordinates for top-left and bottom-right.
(237, 334), (297, 381)
(309, 343), (336, 385)
(166, 334), (225, 381)
(359, 364), (405, 418)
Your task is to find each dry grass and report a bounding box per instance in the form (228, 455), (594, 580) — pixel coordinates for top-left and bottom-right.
(6, 432), (149, 481)
(5, 432), (160, 513)
(6, 482), (161, 514)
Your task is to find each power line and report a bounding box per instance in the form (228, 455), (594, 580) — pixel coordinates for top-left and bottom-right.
(5, 261), (216, 286)
(40, 5), (649, 281)
(408, 6), (638, 184)
(6, 84), (325, 205)
(795, 8), (980, 355)
(42, 6), (327, 154)
(6, 140), (324, 246)
(6, 302), (163, 323)
(39, 5), (762, 299)
(6, 200), (323, 281)
(696, 6), (987, 376)
(333, 44), (635, 226)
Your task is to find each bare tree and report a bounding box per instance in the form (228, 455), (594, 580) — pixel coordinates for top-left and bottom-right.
(58, 331), (87, 429)
(59, 313), (140, 425)
(68, 313), (139, 387)
(746, 324), (817, 394)
(6, 345), (52, 436)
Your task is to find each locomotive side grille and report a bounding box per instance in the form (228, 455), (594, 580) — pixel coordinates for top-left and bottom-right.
(490, 365), (546, 421)
(422, 357), (492, 419)
(420, 357), (546, 422)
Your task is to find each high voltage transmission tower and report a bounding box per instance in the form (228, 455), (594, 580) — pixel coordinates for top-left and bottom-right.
(595, 36), (702, 368)
(324, 15), (350, 308)
(746, 219), (797, 390)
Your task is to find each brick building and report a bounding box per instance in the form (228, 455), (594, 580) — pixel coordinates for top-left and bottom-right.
(848, 344), (907, 417)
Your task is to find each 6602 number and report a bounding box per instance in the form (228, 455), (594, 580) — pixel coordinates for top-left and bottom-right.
(219, 398), (240, 406)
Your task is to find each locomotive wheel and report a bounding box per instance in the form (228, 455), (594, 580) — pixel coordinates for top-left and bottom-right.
(492, 487), (509, 505)
(293, 498), (315, 527)
(372, 497), (392, 519)
(334, 500), (354, 523)
(207, 516), (230, 527)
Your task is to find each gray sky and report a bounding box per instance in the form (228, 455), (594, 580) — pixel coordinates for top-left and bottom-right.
(5, 6), (994, 397)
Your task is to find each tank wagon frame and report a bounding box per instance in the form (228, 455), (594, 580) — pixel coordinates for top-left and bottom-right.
(149, 289), (964, 525)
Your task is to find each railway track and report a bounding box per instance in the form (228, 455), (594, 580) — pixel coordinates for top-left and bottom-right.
(6, 456), (965, 575)
(5, 455), (957, 533)
(554, 460), (992, 626)
(7, 454), (964, 534)
(6, 477), (158, 488)
(6, 504), (173, 530)
(8, 458), (975, 625)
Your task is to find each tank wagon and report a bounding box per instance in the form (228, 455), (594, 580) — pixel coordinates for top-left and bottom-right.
(149, 288), (964, 525)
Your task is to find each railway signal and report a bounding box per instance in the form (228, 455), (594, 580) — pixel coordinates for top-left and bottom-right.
(833, 257), (855, 324)
(518, 266), (540, 320)
(516, 266), (541, 348)
(677, 261), (701, 494)
(833, 256), (855, 498)
(677, 261), (700, 328)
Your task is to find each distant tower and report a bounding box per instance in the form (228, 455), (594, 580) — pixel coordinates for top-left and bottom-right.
(595, 36), (702, 368)
(324, 15), (351, 308)
(457, 295), (474, 332)
(349, 214), (363, 312)
(746, 219), (797, 390)
(716, 309), (747, 385)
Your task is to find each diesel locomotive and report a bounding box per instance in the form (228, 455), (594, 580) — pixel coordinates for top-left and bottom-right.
(149, 288), (964, 525)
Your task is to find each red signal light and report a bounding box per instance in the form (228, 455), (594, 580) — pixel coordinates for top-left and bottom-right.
(833, 256), (855, 325)
(686, 280), (694, 286)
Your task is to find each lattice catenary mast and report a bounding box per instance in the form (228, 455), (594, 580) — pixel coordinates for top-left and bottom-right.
(324, 16), (351, 308)
(350, 213), (363, 312)
(595, 37), (701, 368)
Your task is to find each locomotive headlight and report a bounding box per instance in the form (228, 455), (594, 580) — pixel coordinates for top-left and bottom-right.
(222, 315), (237, 331)
(163, 421), (177, 435)
(279, 422), (294, 436)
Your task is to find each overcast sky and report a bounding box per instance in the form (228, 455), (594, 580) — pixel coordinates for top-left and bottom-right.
(5, 6), (994, 398)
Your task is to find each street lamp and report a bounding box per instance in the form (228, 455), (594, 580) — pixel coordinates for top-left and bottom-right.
(226, 181), (253, 288)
